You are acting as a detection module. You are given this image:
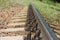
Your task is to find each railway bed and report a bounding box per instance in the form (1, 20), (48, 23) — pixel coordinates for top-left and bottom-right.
(0, 4), (60, 40)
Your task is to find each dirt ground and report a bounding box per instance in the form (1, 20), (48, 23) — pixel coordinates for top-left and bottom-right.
(0, 4), (24, 29)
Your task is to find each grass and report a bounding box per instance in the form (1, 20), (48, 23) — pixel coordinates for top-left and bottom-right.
(35, 1), (58, 19)
(39, 0), (60, 8)
(33, 1), (60, 24)
(0, 0), (60, 24)
(0, 0), (11, 8)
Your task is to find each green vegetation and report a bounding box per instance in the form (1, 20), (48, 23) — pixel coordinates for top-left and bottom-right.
(39, 0), (60, 8)
(0, 0), (11, 8)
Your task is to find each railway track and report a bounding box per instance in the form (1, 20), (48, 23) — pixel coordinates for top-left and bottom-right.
(0, 4), (60, 40)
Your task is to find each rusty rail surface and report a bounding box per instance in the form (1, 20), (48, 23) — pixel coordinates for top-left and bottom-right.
(25, 4), (59, 40)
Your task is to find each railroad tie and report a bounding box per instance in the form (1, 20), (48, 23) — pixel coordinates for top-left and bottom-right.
(0, 5), (28, 40)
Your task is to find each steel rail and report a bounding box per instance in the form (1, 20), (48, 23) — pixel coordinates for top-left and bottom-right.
(28, 4), (59, 40)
